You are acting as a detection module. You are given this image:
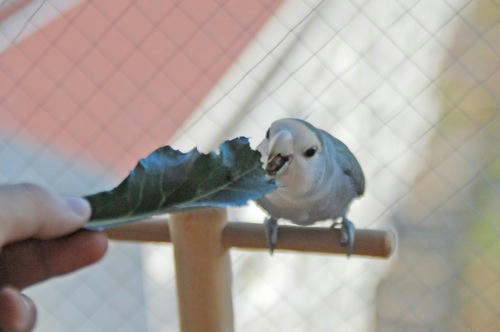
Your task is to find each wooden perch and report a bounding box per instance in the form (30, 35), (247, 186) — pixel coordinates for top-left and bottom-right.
(105, 217), (394, 258)
(104, 209), (394, 332)
(169, 209), (234, 332)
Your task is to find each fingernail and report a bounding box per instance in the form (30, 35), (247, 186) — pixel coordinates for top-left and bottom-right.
(20, 294), (36, 331)
(65, 197), (91, 219)
(0, 287), (36, 331)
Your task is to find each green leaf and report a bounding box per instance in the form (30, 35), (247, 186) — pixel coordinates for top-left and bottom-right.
(84, 137), (277, 230)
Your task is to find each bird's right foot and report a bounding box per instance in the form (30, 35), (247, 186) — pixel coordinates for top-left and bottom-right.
(264, 217), (278, 255)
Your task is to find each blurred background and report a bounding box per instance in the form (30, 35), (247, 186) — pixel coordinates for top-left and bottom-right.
(0, 0), (498, 331)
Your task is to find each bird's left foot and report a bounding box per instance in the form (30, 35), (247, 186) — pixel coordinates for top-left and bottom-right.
(332, 217), (355, 257)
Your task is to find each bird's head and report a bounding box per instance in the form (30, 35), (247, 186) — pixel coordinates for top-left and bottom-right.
(257, 118), (326, 195)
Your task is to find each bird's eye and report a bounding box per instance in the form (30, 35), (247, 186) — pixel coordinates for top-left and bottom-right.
(304, 147), (317, 158)
(266, 129), (270, 139)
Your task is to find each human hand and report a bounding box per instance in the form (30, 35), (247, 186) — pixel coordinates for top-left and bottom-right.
(0, 184), (108, 332)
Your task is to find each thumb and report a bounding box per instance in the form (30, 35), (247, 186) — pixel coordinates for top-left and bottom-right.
(0, 184), (91, 247)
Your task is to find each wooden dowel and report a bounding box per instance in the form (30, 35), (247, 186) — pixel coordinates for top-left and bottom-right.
(105, 218), (170, 242)
(105, 219), (394, 258)
(222, 222), (394, 258)
(169, 209), (234, 332)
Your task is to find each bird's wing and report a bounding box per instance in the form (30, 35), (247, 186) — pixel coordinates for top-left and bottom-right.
(321, 129), (365, 196)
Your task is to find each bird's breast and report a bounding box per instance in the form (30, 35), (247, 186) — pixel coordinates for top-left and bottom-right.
(257, 186), (330, 225)
(257, 169), (355, 224)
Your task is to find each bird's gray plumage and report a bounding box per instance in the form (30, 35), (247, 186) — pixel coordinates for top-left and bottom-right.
(321, 129), (365, 196)
(256, 118), (364, 254)
(294, 118), (364, 195)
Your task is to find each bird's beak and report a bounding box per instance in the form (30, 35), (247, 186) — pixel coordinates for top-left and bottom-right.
(265, 130), (293, 175)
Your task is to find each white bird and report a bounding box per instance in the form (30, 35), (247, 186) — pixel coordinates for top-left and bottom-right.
(256, 118), (365, 255)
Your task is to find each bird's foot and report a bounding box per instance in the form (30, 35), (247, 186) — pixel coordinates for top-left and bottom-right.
(331, 217), (355, 257)
(264, 217), (278, 255)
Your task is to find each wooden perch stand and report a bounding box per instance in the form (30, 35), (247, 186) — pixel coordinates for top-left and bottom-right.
(106, 215), (394, 258)
(104, 209), (395, 332)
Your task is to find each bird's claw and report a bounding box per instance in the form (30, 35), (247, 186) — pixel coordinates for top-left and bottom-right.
(331, 217), (355, 257)
(340, 217), (355, 257)
(264, 217), (278, 255)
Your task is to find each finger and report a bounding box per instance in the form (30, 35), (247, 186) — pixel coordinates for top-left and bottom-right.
(0, 183), (91, 247)
(1, 231), (108, 289)
(0, 286), (37, 332)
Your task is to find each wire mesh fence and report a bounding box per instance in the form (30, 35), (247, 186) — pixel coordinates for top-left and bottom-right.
(0, 0), (498, 331)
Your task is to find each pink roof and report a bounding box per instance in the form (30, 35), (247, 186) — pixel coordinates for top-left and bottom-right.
(0, 0), (282, 175)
